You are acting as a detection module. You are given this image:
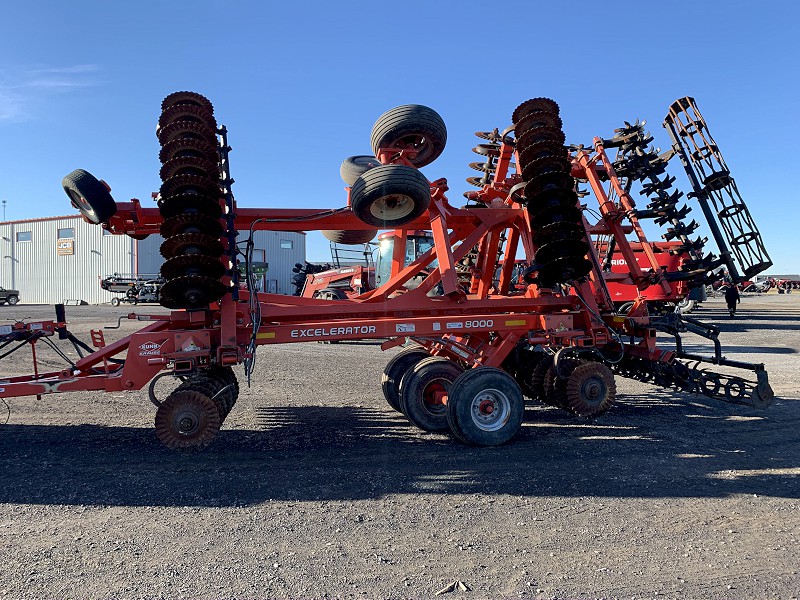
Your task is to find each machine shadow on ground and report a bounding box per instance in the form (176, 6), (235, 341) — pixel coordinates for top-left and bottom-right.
(1, 390), (797, 507)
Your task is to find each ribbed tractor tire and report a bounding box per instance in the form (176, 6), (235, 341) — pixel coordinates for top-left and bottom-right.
(340, 155), (382, 185)
(62, 169), (117, 224)
(350, 164), (430, 227)
(321, 229), (378, 245)
(371, 105), (447, 168)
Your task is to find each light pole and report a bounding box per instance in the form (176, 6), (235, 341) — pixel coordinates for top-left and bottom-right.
(1, 200), (6, 221)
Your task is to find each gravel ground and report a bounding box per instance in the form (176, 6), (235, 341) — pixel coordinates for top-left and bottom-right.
(0, 295), (798, 599)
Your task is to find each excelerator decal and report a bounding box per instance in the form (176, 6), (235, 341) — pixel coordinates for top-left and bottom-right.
(446, 322), (464, 330)
(0, 325), (11, 335)
(396, 323), (416, 333)
(290, 325), (376, 339)
(138, 340), (167, 356)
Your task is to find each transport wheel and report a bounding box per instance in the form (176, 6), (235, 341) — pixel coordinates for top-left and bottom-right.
(110, 297), (120, 307)
(62, 169), (117, 224)
(399, 357), (463, 432)
(321, 229), (378, 245)
(565, 362), (616, 417)
(350, 164), (430, 227)
(154, 389), (221, 449)
(370, 104), (447, 168)
(446, 367), (524, 446)
(6, 295), (19, 306)
(340, 155), (382, 185)
(381, 347), (430, 412)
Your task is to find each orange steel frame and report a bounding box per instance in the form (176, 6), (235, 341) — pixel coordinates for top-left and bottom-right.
(0, 141), (680, 401)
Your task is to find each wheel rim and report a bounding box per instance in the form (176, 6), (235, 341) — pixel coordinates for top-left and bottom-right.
(67, 189), (98, 221)
(392, 134), (432, 162)
(469, 388), (511, 431)
(370, 193), (415, 221)
(422, 379), (449, 416)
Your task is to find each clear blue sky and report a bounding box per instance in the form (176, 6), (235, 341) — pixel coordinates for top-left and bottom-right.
(1, 1), (798, 273)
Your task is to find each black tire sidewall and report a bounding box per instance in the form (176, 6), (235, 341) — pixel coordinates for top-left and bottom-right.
(399, 357), (462, 432)
(350, 164), (430, 228)
(381, 348), (430, 412)
(446, 367), (524, 446)
(62, 169), (117, 224)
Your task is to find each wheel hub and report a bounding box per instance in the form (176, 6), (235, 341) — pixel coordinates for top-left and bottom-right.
(371, 194), (414, 220)
(470, 389), (511, 432)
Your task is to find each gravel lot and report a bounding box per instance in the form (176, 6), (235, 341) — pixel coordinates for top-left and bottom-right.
(1, 295), (798, 599)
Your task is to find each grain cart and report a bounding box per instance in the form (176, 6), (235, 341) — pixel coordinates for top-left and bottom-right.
(0, 92), (773, 450)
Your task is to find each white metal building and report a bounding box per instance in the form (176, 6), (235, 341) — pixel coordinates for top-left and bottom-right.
(0, 215), (305, 304)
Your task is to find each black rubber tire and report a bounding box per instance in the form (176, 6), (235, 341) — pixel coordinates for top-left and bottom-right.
(381, 347), (430, 413)
(351, 164), (430, 227)
(6, 295), (19, 306)
(62, 169), (117, 224)
(446, 367), (524, 446)
(370, 105), (447, 168)
(399, 357), (463, 433)
(110, 297), (120, 307)
(321, 229), (378, 245)
(340, 155), (382, 185)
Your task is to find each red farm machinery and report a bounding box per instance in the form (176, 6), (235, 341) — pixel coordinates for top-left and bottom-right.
(0, 92), (774, 450)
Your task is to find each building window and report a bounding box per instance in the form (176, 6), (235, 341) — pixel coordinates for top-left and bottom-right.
(280, 239), (293, 249)
(16, 231), (32, 242)
(57, 228), (75, 239)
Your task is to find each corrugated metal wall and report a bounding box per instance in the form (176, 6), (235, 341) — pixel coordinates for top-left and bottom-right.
(252, 230), (306, 295)
(1, 216), (134, 304)
(136, 230), (306, 295)
(0, 216), (305, 303)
